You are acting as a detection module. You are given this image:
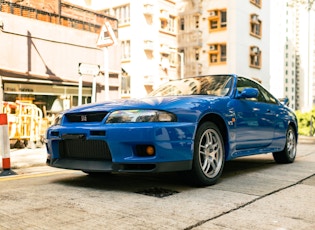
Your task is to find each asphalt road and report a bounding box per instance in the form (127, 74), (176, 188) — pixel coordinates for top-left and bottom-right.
(0, 143), (314, 230)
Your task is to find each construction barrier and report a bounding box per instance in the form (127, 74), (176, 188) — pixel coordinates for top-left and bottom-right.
(0, 113), (16, 176)
(2, 101), (49, 148)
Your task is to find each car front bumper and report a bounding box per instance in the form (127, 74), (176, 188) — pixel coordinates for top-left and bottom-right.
(46, 122), (196, 173)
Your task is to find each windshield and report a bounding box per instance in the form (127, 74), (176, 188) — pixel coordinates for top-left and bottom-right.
(149, 75), (233, 97)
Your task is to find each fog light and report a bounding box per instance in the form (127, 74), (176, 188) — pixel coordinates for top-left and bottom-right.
(146, 146), (155, 156)
(136, 145), (155, 156)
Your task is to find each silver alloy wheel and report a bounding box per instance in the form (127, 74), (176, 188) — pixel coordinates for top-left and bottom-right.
(198, 128), (224, 178)
(286, 128), (297, 159)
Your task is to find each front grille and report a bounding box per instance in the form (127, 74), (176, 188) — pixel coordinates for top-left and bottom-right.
(59, 140), (112, 160)
(65, 112), (108, 122)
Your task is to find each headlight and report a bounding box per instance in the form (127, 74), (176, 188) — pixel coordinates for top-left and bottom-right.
(52, 114), (63, 126)
(106, 110), (176, 123)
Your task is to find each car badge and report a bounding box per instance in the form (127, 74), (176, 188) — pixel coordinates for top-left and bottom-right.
(81, 115), (87, 122)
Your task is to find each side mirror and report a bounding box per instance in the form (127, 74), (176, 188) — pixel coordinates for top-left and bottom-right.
(279, 97), (289, 106)
(237, 88), (259, 99)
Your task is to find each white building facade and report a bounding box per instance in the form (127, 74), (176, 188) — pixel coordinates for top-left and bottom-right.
(70, 0), (315, 110)
(178, 0), (270, 87)
(71, 0), (179, 98)
(291, 0), (315, 111)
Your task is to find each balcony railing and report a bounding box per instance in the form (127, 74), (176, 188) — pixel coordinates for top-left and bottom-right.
(143, 75), (154, 85)
(143, 0), (154, 16)
(178, 4), (202, 16)
(144, 40), (154, 51)
(184, 62), (202, 77)
(178, 30), (202, 48)
(159, 10), (169, 21)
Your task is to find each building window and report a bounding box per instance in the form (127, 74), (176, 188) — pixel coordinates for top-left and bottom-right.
(121, 40), (131, 60)
(121, 74), (130, 95)
(168, 16), (176, 33)
(169, 49), (177, 67)
(161, 20), (167, 30)
(194, 16), (199, 29)
(250, 0), (261, 8)
(250, 14), (262, 38)
(208, 43), (227, 65)
(195, 49), (200, 61)
(160, 14), (176, 33)
(208, 9), (227, 31)
(114, 4), (130, 25)
(180, 17), (185, 30)
(249, 46), (261, 68)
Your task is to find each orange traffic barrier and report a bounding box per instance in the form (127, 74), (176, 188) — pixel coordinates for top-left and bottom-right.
(0, 113), (16, 176)
(2, 101), (47, 149)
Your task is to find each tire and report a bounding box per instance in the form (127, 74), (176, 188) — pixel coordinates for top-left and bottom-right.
(272, 126), (297, 164)
(189, 122), (225, 186)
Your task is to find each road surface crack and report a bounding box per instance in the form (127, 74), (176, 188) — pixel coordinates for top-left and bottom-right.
(184, 173), (315, 230)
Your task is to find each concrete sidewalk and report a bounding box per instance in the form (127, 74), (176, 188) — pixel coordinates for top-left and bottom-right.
(1, 135), (314, 172)
(10, 146), (47, 169)
(1, 145), (47, 171)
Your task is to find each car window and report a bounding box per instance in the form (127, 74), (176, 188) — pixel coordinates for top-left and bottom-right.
(149, 75), (233, 97)
(256, 84), (278, 104)
(237, 77), (278, 104)
(236, 77), (266, 102)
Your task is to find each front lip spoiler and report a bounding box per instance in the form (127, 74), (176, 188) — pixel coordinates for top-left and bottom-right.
(48, 158), (192, 173)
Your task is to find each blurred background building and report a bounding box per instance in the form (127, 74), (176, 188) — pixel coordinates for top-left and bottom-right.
(66, 0), (314, 111)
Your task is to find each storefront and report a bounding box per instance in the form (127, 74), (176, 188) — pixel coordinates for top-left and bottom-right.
(0, 66), (98, 113)
(4, 81), (92, 110)
(0, 72), (97, 148)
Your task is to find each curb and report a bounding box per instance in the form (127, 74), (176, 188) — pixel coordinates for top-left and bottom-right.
(298, 135), (315, 144)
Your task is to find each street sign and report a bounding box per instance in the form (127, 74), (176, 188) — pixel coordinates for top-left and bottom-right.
(78, 63), (100, 76)
(97, 21), (117, 48)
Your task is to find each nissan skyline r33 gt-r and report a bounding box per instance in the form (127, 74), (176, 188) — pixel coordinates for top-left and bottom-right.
(45, 74), (298, 186)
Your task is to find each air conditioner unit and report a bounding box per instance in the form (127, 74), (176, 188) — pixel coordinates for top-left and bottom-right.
(252, 47), (259, 53)
(209, 11), (217, 17)
(160, 10), (169, 20)
(251, 15), (260, 24)
(160, 44), (170, 54)
(209, 45), (216, 50)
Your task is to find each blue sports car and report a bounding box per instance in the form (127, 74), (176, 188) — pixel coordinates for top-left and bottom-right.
(45, 74), (298, 186)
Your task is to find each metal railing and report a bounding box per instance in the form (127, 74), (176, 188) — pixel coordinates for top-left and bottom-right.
(0, 0), (113, 34)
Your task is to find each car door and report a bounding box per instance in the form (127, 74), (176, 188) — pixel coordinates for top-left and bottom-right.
(233, 77), (276, 150)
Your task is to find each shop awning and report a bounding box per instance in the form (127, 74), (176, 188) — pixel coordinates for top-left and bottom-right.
(0, 67), (93, 87)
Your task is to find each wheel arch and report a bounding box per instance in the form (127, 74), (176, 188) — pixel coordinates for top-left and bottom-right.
(288, 120), (298, 142)
(198, 113), (230, 159)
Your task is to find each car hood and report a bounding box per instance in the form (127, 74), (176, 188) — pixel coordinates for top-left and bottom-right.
(64, 96), (225, 114)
